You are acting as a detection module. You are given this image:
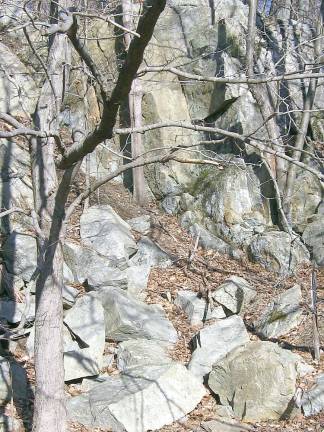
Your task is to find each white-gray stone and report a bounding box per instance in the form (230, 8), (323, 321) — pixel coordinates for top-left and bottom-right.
(188, 315), (250, 381)
(212, 276), (256, 314)
(63, 241), (128, 289)
(0, 297), (35, 324)
(67, 363), (206, 432)
(208, 341), (308, 421)
(62, 284), (79, 308)
(301, 373), (324, 416)
(175, 290), (225, 325)
(126, 263), (151, 299)
(80, 205), (137, 266)
(117, 339), (171, 371)
(98, 287), (178, 344)
(127, 215), (151, 235)
(131, 236), (173, 268)
(2, 231), (37, 281)
(63, 293), (105, 381)
(254, 285), (303, 338)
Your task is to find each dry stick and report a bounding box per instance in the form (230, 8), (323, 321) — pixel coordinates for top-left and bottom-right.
(311, 268), (321, 362)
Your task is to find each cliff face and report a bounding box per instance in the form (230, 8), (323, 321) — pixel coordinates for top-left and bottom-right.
(0, 0), (323, 271)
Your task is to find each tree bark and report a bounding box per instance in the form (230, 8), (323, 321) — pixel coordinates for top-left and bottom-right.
(31, 2), (72, 431)
(122, 0), (147, 205)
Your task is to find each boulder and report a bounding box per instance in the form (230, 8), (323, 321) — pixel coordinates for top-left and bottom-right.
(302, 215), (324, 267)
(254, 285), (303, 338)
(130, 237), (174, 268)
(2, 231), (37, 281)
(63, 293), (105, 381)
(67, 363), (206, 432)
(212, 276), (256, 314)
(175, 290), (225, 325)
(248, 231), (309, 274)
(98, 287), (178, 344)
(208, 341), (309, 421)
(63, 241), (127, 289)
(188, 315), (250, 381)
(62, 285), (79, 308)
(0, 357), (11, 404)
(0, 297), (35, 324)
(117, 339), (171, 371)
(80, 205), (137, 267)
(195, 419), (247, 432)
(188, 224), (232, 255)
(126, 263), (151, 299)
(301, 373), (324, 417)
(127, 215), (151, 235)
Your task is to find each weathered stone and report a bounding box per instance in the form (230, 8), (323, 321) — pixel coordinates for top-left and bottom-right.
(2, 231), (37, 281)
(208, 341), (308, 421)
(195, 419), (247, 432)
(301, 373), (324, 417)
(212, 276), (256, 314)
(63, 241), (128, 289)
(188, 224), (232, 255)
(302, 216), (324, 267)
(188, 315), (250, 380)
(67, 363), (206, 432)
(248, 231), (309, 274)
(63, 293), (105, 381)
(117, 339), (171, 371)
(130, 236), (174, 268)
(175, 290), (225, 325)
(127, 215), (151, 235)
(98, 287), (178, 344)
(0, 42), (38, 115)
(0, 357), (11, 404)
(80, 205), (137, 266)
(0, 297), (35, 324)
(255, 285), (303, 338)
(126, 263), (150, 299)
(0, 266), (24, 297)
(62, 285), (79, 308)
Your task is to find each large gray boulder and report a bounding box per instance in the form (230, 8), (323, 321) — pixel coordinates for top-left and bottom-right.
(117, 339), (172, 371)
(67, 363), (206, 432)
(208, 341), (310, 421)
(63, 293), (105, 381)
(212, 276), (256, 314)
(80, 205), (137, 267)
(254, 285), (303, 338)
(98, 287), (178, 344)
(188, 315), (250, 381)
(302, 215), (324, 267)
(130, 236), (174, 268)
(175, 290), (225, 325)
(2, 231), (37, 281)
(301, 373), (324, 417)
(63, 241), (127, 289)
(248, 231), (309, 274)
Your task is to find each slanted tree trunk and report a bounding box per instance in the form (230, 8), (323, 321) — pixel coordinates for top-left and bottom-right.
(122, 0), (147, 205)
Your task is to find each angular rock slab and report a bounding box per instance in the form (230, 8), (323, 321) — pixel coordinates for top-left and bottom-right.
(131, 236), (174, 268)
(188, 315), (249, 381)
(195, 419), (247, 432)
(255, 285), (303, 338)
(248, 231), (309, 274)
(127, 215), (151, 235)
(80, 205), (137, 266)
(175, 290), (225, 325)
(302, 215), (324, 267)
(0, 297), (35, 324)
(117, 339), (172, 371)
(212, 276), (256, 314)
(2, 231), (37, 281)
(63, 293), (105, 381)
(208, 341), (307, 421)
(67, 363), (206, 432)
(98, 287), (178, 344)
(301, 373), (324, 416)
(63, 241), (127, 289)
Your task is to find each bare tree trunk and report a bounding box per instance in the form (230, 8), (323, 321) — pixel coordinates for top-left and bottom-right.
(247, 0), (289, 221)
(31, 2), (72, 431)
(123, 0), (147, 205)
(283, 6), (323, 222)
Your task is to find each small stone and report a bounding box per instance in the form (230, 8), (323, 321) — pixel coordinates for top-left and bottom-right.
(127, 215), (151, 235)
(301, 373), (324, 416)
(212, 276), (256, 314)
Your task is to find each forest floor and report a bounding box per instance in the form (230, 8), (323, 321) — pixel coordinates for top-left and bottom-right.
(9, 180), (324, 432)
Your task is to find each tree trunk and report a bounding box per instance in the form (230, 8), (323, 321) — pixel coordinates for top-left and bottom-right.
(123, 0), (147, 205)
(31, 2), (72, 431)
